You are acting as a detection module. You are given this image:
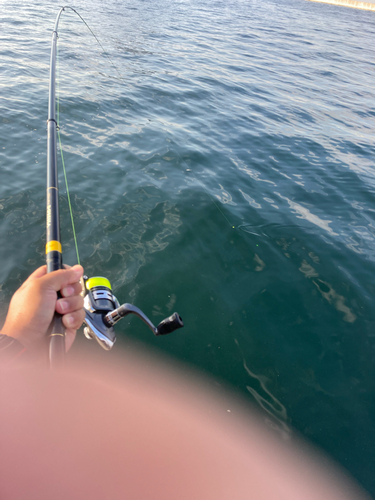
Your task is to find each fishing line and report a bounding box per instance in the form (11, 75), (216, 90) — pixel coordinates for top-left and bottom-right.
(62, 6), (123, 81)
(57, 38), (80, 265)
(55, 5), (236, 253)
(55, 6), (125, 266)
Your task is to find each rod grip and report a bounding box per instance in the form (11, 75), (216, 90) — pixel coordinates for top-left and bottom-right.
(46, 254), (64, 368)
(49, 314), (65, 369)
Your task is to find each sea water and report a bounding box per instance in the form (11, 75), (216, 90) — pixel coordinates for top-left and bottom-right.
(0, 0), (374, 494)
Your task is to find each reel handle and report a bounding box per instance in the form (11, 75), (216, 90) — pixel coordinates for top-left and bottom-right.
(156, 313), (184, 336)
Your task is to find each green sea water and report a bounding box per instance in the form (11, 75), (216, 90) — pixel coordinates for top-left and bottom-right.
(1, 0), (375, 495)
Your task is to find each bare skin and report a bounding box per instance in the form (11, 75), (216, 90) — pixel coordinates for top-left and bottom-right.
(0, 350), (370, 500)
(1, 265), (84, 351)
(0, 268), (370, 499)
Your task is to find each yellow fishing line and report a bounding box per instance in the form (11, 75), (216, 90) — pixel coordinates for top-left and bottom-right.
(57, 38), (81, 265)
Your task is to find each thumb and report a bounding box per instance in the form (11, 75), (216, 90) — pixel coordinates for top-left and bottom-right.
(40, 265), (84, 292)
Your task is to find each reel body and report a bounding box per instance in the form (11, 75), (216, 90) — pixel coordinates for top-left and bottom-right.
(83, 277), (118, 350)
(82, 276), (184, 350)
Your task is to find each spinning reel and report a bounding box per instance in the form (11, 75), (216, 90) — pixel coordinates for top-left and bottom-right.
(82, 276), (184, 350)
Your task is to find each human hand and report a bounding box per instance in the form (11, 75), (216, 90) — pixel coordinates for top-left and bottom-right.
(1, 265), (85, 352)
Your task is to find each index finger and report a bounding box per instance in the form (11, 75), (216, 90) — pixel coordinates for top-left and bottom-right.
(40, 265), (84, 293)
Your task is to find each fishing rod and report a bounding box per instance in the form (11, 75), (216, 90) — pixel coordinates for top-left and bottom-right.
(46, 7), (65, 368)
(47, 7), (183, 368)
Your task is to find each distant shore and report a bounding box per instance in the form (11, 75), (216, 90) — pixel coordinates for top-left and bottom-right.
(306, 0), (375, 10)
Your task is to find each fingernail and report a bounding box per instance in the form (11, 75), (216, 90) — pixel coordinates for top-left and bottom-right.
(66, 315), (75, 326)
(73, 265), (83, 277)
(62, 286), (74, 297)
(60, 300), (69, 312)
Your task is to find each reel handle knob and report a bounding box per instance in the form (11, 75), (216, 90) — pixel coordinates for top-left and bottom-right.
(156, 312), (184, 336)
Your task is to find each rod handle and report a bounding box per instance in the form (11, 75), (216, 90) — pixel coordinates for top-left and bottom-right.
(48, 314), (65, 369)
(46, 250), (64, 367)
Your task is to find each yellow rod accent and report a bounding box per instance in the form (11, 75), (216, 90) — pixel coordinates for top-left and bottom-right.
(46, 240), (62, 254)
